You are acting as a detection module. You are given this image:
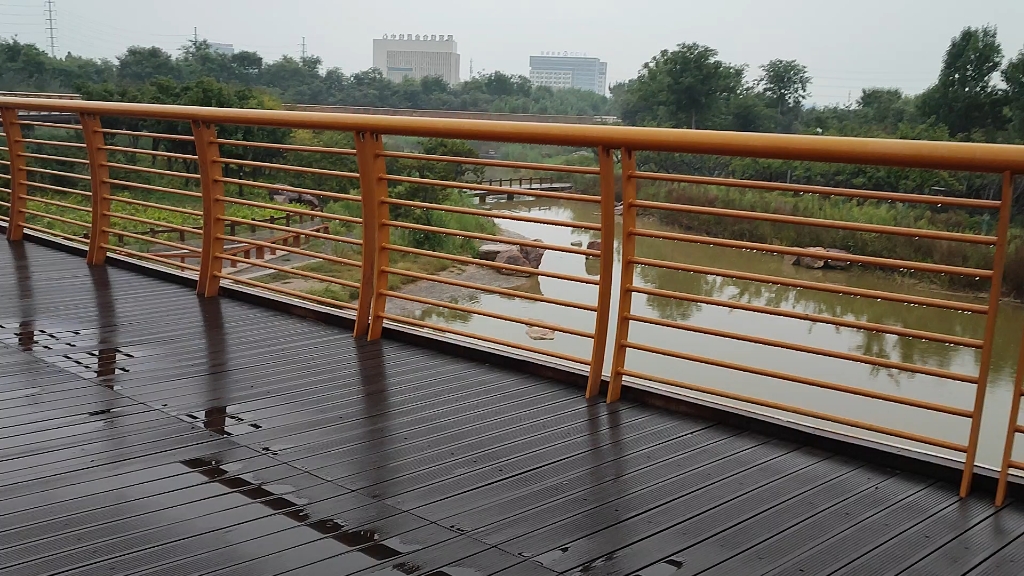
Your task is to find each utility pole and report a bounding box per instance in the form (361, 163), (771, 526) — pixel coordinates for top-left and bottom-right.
(44, 0), (58, 57)
(300, 37), (307, 59)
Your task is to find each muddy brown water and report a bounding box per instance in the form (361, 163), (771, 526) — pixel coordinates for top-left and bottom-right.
(400, 198), (1024, 468)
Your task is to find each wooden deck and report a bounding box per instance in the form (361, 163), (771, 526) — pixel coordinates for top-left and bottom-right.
(3, 239), (1024, 576)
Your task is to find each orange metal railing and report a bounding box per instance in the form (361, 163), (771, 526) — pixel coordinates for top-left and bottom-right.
(0, 96), (1022, 500)
(997, 330), (1024, 506)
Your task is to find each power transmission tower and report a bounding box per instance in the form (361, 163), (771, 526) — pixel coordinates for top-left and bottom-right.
(193, 27), (199, 46)
(469, 58), (474, 78)
(300, 37), (307, 59)
(44, 0), (58, 57)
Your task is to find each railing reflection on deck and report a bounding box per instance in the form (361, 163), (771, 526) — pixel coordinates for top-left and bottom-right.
(0, 95), (1022, 502)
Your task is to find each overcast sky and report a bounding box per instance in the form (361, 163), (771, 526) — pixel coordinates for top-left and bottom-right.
(2, 0), (1023, 105)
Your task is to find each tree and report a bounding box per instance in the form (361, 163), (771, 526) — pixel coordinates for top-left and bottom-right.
(617, 43), (745, 129)
(918, 25), (1008, 136)
(1003, 47), (1024, 140)
(116, 46), (178, 84)
(756, 58), (810, 131)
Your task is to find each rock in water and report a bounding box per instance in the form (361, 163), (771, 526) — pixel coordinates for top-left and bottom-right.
(518, 239), (546, 269)
(478, 244), (515, 262)
(824, 248), (852, 270)
(526, 326), (556, 340)
(496, 249), (533, 276)
(571, 240), (583, 247)
(587, 240), (602, 252)
(783, 254), (799, 266)
(797, 247), (827, 269)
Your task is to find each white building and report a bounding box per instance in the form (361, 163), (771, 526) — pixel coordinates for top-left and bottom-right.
(529, 53), (607, 95)
(373, 34), (460, 85)
(208, 42), (235, 56)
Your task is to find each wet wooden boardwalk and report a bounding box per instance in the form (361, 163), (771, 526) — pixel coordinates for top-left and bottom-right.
(3, 240), (1024, 576)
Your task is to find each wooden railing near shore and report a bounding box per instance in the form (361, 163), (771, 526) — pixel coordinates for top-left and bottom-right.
(1, 96), (1023, 502)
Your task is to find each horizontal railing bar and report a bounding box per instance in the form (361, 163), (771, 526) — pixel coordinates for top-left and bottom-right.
(217, 177), (362, 204)
(23, 208), (90, 227)
(100, 145), (198, 161)
(105, 178), (202, 198)
(630, 256), (989, 314)
(217, 233), (361, 268)
(380, 312), (590, 365)
(23, 180), (91, 196)
(381, 289), (595, 338)
(17, 120), (83, 130)
(384, 174), (599, 203)
(108, 195), (203, 216)
(627, 283), (983, 349)
(619, 367), (967, 452)
(627, 313), (978, 385)
(632, 171), (1003, 209)
(0, 159), (9, 166)
(17, 138), (86, 149)
(383, 197), (602, 231)
(217, 195), (361, 225)
(384, 219), (599, 257)
(218, 253), (361, 289)
(631, 199), (996, 246)
(383, 266), (598, 311)
(214, 138), (357, 156)
(1011, 459), (1024, 470)
(217, 215), (362, 246)
(631, 227), (993, 278)
(2, 97), (1022, 172)
(104, 211), (201, 234)
(1016, 424), (1024, 433)
(626, 198), (995, 245)
(25, 195), (90, 212)
(24, 166), (91, 181)
(21, 152), (89, 165)
(105, 227), (200, 252)
(384, 243), (599, 285)
(214, 271), (358, 310)
(378, 150), (602, 175)
(99, 128), (195, 141)
(103, 162), (201, 180)
(215, 157), (359, 180)
(22, 222), (86, 242)
(102, 243), (201, 272)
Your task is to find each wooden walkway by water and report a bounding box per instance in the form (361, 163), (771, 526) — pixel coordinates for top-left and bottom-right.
(2, 240), (1024, 575)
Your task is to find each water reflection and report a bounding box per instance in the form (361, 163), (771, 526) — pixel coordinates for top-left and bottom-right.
(180, 456), (408, 561)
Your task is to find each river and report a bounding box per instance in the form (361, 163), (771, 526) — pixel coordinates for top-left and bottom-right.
(403, 197), (1024, 468)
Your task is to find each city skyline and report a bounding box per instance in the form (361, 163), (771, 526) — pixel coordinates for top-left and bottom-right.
(0, 0), (1022, 105)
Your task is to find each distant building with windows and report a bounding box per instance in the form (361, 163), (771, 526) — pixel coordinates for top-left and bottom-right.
(208, 42), (235, 56)
(529, 53), (607, 95)
(373, 34), (460, 85)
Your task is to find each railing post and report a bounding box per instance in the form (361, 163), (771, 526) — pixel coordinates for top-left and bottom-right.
(192, 121), (226, 297)
(354, 131), (388, 339)
(962, 170), (1014, 497)
(80, 113), (112, 265)
(586, 146), (618, 398)
(607, 149), (638, 403)
(1, 108), (27, 241)
(996, 324), (1024, 506)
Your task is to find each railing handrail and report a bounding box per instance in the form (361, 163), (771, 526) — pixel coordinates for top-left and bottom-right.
(1, 96), (1022, 173)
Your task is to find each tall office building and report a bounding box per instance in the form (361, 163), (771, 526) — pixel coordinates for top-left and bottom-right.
(529, 53), (607, 95)
(373, 34), (461, 85)
(208, 42), (235, 56)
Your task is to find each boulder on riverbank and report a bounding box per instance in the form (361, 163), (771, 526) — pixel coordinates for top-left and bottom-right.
(495, 240), (546, 276)
(478, 244), (516, 261)
(785, 247), (852, 270)
(526, 326), (556, 340)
